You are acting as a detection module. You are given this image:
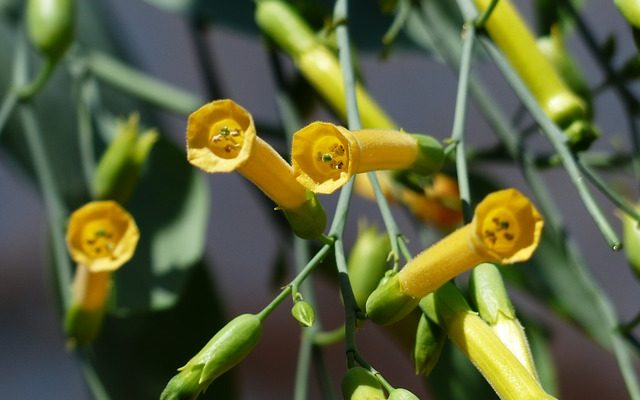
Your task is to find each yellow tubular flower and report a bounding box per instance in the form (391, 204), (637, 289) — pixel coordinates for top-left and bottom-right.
(400, 188), (543, 297)
(292, 122), (444, 194)
(65, 201), (139, 345)
(366, 188), (543, 325)
(66, 200), (139, 273)
(186, 99), (326, 239)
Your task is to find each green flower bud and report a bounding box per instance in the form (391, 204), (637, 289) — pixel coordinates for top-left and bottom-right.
(291, 300), (315, 328)
(469, 263), (515, 324)
(388, 388), (420, 400)
(536, 28), (592, 116)
(347, 225), (391, 310)
(365, 274), (419, 326)
(94, 114), (158, 203)
(621, 206), (640, 278)
(161, 314), (263, 400)
(341, 367), (385, 400)
(413, 313), (445, 376)
(64, 301), (106, 348)
(26, 0), (75, 59)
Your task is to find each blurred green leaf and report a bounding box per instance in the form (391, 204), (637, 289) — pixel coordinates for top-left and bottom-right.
(111, 138), (209, 313)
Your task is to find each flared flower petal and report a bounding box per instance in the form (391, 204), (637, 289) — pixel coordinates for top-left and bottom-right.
(292, 122), (443, 194)
(66, 200), (139, 273)
(186, 99), (326, 239)
(186, 99), (256, 173)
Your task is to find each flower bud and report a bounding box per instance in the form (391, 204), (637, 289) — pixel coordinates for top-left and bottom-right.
(347, 225), (391, 310)
(413, 313), (446, 376)
(94, 114), (158, 203)
(341, 367), (385, 400)
(388, 388), (420, 400)
(616, 0), (640, 28)
(621, 205), (640, 278)
(161, 314), (263, 400)
(291, 300), (315, 328)
(27, 0), (75, 59)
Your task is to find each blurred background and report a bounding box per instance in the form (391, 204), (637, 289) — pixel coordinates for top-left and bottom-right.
(1, 0), (639, 398)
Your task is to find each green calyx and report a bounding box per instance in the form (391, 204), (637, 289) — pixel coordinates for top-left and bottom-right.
(27, 0), (75, 59)
(94, 115), (158, 203)
(347, 225), (392, 310)
(64, 303), (106, 348)
(161, 314), (263, 399)
(410, 134), (445, 176)
(469, 263), (515, 325)
(419, 282), (472, 326)
(563, 119), (600, 152)
(341, 367), (385, 400)
(282, 191), (326, 240)
(365, 273), (420, 326)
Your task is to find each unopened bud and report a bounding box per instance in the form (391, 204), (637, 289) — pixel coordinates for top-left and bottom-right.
(341, 367), (385, 400)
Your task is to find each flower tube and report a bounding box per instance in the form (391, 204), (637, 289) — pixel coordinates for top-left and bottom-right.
(474, 0), (598, 150)
(366, 188), (543, 325)
(64, 201), (139, 345)
(291, 122), (444, 194)
(186, 99), (326, 239)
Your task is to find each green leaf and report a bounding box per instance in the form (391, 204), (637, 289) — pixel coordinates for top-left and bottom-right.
(111, 138), (209, 313)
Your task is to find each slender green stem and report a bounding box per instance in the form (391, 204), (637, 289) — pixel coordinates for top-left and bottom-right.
(333, 0), (367, 369)
(78, 348), (110, 400)
(313, 346), (338, 400)
(86, 51), (203, 116)
(75, 77), (97, 197)
(17, 57), (58, 100)
(577, 158), (640, 224)
(366, 172), (405, 267)
(0, 89), (17, 139)
(312, 326), (346, 346)
(258, 243), (333, 321)
(559, 0), (640, 186)
(479, 35), (622, 250)
(293, 238), (315, 400)
(474, 0), (500, 27)
(450, 22), (475, 223)
(19, 104), (72, 309)
(382, 0), (411, 47)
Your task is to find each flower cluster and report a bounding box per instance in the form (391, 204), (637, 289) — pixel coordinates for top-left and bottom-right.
(186, 99), (445, 238)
